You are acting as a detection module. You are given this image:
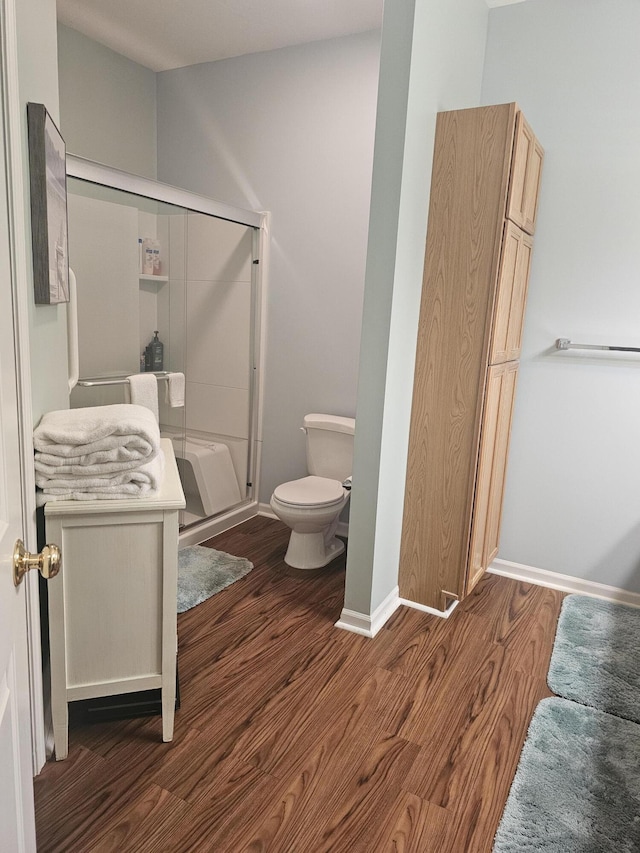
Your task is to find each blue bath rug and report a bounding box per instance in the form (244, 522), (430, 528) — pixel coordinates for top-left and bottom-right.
(493, 697), (640, 852)
(177, 545), (253, 613)
(548, 594), (640, 723)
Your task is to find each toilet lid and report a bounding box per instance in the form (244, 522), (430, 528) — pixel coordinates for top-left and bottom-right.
(273, 475), (345, 507)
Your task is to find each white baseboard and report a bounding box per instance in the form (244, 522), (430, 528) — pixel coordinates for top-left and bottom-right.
(258, 502), (349, 539)
(398, 597), (460, 619)
(489, 558), (640, 608)
(179, 501), (259, 547)
(335, 586), (401, 638)
(336, 557), (640, 640)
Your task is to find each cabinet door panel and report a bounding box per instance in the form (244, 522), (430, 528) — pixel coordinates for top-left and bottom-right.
(490, 222), (533, 364)
(482, 362), (517, 571)
(467, 365), (503, 591)
(490, 223), (519, 364)
(507, 113), (543, 235)
(466, 363), (518, 594)
(523, 138), (544, 233)
(506, 232), (533, 361)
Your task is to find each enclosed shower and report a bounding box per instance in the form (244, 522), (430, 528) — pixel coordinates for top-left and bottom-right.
(65, 156), (266, 539)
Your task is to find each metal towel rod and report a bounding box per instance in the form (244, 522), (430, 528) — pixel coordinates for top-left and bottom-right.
(77, 371), (171, 387)
(555, 338), (640, 354)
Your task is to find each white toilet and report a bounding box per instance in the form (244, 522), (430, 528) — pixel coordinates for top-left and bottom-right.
(270, 414), (355, 570)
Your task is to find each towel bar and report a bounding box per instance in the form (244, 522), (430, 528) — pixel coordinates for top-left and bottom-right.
(77, 372), (171, 387)
(555, 338), (640, 354)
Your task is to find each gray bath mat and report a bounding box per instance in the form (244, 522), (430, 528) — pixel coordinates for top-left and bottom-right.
(493, 697), (640, 852)
(547, 594), (640, 723)
(177, 545), (253, 613)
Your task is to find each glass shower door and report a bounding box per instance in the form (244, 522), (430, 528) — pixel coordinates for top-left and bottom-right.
(175, 211), (255, 526)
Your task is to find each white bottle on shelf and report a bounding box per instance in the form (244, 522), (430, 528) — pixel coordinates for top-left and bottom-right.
(141, 238), (162, 275)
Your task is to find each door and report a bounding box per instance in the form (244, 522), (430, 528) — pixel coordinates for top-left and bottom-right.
(0, 17), (38, 852)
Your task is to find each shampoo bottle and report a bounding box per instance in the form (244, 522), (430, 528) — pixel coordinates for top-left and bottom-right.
(149, 331), (164, 372)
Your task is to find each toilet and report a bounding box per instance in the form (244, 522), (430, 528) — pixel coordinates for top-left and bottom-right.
(270, 414), (355, 570)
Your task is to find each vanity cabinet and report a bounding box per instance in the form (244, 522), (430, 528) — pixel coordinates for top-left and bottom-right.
(399, 103), (543, 612)
(45, 439), (185, 759)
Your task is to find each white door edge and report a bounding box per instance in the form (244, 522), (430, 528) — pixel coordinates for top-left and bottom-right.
(1, 0), (46, 774)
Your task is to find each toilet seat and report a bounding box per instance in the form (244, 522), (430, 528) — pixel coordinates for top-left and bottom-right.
(272, 475), (345, 508)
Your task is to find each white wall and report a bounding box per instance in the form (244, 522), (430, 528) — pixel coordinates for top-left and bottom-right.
(343, 0), (490, 617)
(156, 31), (381, 503)
(482, 0), (640, 592)
(57, 24), (157, 179)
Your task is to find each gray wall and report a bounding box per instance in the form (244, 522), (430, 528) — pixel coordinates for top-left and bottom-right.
(57, 24), (157, 178)
(18, 0), (70, 425)
(157, 31), (381, 503)
(344, 0), (490, 616)
(482, 0), (640, 592)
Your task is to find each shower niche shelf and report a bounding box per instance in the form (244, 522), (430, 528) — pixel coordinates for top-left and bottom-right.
(139, 273), (168, 282)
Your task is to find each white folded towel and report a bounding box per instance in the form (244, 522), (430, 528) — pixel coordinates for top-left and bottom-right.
(35, 454), (164, 489)
(164, 372), (185, 408)
(36, 449), (165, 507)
(33, 404), (160, 466)
(34, 456), (156, 478)
(126, 373), (159, 423)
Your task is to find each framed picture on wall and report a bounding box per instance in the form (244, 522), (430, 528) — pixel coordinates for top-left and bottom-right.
(27, 102), (69, 304)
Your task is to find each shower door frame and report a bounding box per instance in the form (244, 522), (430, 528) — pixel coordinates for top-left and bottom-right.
(66, 154), (269, 546)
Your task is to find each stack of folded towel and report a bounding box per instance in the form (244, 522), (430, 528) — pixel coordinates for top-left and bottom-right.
(33, 404), (164, 506)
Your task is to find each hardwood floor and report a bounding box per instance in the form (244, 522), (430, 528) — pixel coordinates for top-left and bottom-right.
(34, 516), (564, 852)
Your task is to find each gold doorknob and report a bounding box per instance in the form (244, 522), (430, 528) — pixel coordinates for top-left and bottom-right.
(13, 539), (61, 587)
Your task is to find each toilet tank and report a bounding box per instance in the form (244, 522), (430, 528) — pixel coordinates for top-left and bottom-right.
(303, 414), (355, 482)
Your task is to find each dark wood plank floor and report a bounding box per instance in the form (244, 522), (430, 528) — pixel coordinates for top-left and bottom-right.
(34, 516), (564, 852)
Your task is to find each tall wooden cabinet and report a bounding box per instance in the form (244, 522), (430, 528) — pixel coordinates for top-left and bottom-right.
(399, 103), (543, 612)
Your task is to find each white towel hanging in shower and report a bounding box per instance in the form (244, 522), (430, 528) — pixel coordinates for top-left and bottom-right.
(164, 372), (185, 408)
(126, 373), (159, 422)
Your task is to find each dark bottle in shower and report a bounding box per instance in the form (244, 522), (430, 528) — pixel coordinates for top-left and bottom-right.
(148, 331), (164, 372)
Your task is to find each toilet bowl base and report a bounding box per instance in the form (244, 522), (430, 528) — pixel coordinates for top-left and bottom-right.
(284, 532), (345, 570)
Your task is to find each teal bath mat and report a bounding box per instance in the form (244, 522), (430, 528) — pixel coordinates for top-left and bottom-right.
(548, 594), (640, 723)
(177, 545), (253, 613)
(493, 697), (640, 852)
